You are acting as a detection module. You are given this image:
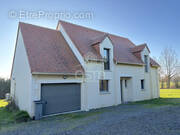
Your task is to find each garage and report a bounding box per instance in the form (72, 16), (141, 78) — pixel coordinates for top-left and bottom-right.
(41, 83), (81, 116)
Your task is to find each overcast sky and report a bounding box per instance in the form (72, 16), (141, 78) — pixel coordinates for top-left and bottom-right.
(0, 0), (180, 78)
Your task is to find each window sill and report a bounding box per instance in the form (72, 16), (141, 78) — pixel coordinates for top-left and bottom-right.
(99, 91), (111, 95)
(104, 70), (112, 72)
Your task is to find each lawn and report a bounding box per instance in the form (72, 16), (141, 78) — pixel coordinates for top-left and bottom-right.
(0, 100), (30, 129)
(0, 100), (8, 108)
(160, 89), (180, 98)
(0, 108), (17, 126)
(160, 82), (180, 88)
(131, 98), (180, 108)
(0, 100), (17, 127)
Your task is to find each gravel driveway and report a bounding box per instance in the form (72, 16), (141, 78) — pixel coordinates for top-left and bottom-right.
(1, 103), (180, 135)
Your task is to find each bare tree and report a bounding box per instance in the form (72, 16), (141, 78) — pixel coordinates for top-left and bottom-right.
(0, 78), (10, 99)
(159, 47), (179, 88)
(173, 75), (180, 88)
(153, 56), (164, 88)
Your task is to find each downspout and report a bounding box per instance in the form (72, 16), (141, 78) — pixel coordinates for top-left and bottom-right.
(149, 67), (153, 99)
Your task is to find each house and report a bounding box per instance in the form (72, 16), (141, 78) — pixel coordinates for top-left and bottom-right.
(11, 20), (160, 119)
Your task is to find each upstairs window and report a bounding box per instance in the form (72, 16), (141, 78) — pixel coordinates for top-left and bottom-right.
(141, 79), (145, 90)
(99, 80), (109, 92)
(125, 80), (127, 88)
(144, 55), (148, 72)
(104, 48), (110, 70)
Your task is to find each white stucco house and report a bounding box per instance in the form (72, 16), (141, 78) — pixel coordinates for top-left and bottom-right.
(11, 20), (160, 119)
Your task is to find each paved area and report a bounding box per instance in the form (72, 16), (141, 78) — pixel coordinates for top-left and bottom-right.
(1, 104), (180, 135)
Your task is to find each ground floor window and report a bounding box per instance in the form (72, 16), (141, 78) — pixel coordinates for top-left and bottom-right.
(99, 80), (109, 92)
(141, 79), (145, 90)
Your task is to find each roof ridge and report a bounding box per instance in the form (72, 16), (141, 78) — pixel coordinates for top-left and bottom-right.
(58, 20), (129, 40)
(19, 22), (59, 32)
(136, 43), (147, 47)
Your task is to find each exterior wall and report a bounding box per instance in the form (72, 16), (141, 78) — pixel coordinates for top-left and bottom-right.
(30, 63), (159, 116)
(31, 75), (85, 116)
(83, 37), (116, 110)
(83, 62), (116, 109)
(115, 64), (153, 103)
(10, 29), (32, 116)
(83, 55), (159, 110)
(83, 41), (159, 107)
(151, 67), (160, 98)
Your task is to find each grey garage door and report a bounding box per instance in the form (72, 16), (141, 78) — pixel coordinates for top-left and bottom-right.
(41, 83), (81, 116)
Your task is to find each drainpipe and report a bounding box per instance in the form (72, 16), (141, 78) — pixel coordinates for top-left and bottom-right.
(149, 67), (153, 99)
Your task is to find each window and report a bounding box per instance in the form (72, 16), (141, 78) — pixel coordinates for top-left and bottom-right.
(99, 80), (109, 92)
(125, 80), (127, 88)
(104, 48), (110, 70)
(141, 79), (144, 90)
(144, 55), (148, 72)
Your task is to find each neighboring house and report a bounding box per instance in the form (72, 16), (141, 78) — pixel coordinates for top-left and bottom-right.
(11, 20), (160, 118)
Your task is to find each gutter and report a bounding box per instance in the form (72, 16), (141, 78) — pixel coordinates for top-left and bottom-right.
(116, 62), (145, 66)
(32, 72), (84, 76)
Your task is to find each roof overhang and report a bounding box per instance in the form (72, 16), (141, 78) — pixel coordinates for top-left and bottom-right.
(32, 72), (84, 76)
(115, 61), (144, 66)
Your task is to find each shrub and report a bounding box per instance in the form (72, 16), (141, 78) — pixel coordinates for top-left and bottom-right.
(15, 111), (31, 123)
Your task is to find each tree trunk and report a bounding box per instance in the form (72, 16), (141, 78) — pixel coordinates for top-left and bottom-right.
(161, 80), (164, 89)
(167, 76), (171, 89)
(175, 80), (179, 88)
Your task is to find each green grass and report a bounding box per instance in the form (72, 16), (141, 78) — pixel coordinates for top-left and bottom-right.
(44, 108), (109, 122)
(0, 102), (31, 130)
(160, 82), (180, 89)
(0, 108), (17, 126)
(130, 98), (180, 108)
(0, 100), (8, 108)
(160, 89), (180, 98)
(63, 110), (105, 119)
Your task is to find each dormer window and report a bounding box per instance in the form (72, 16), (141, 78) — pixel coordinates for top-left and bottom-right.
(104, 48), (110, 70)
(144, 55), (148, 72)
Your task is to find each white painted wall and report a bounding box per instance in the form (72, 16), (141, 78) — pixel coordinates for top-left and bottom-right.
(115, 64), (154, 103)
(30, 61), (159, 116)
(151, 67), (160, 98)
(83, 61), (116, 109)
(83, 37), (116, 109)
(10, 29), (32, 116)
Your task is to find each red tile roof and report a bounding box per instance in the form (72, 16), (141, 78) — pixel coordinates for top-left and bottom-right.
(59, 21), (159, 67)
(18, 21), (159, 76)
(131, 44), (150, 53)
(150, 58), (160, 67)
(89, 34), (108, 46)
(19, 22), (84, 74)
